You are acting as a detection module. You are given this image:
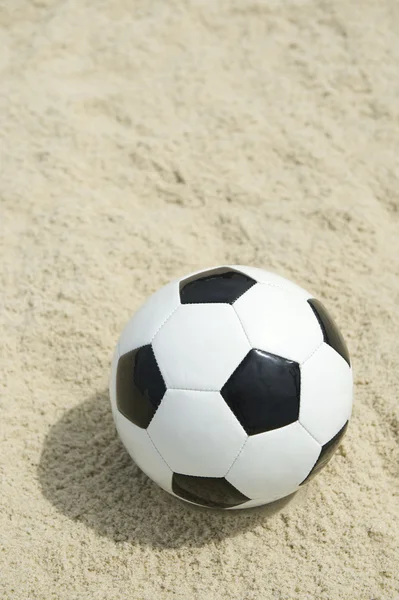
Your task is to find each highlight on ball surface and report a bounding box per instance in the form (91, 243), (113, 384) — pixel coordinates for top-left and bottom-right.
(110, 265), (353, 510)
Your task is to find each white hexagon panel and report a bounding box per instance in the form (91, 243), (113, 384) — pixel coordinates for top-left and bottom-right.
(148, 389), (247, 477)
(118, 281), (181, 356)
(299, 343), (353, 446)
(234, 283), (323, 364)
(152, 304), (251, 390)
(226, 421), (321, 504)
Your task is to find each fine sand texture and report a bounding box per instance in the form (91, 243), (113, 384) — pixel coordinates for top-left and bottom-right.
(1, 1), (398, 599)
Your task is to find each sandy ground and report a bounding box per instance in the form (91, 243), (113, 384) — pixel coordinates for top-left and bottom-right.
(1, 1), (399, 598)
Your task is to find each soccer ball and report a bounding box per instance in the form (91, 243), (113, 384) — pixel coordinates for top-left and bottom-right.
(109, 265), (353, 509)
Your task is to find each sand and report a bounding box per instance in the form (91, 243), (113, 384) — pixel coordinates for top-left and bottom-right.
(1, 0), (398, 598)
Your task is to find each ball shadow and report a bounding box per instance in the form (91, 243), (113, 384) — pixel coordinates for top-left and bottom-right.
(38, 390), (299, 548)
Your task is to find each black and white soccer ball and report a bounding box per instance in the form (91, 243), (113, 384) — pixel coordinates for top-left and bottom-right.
(109, 266), (353, 509)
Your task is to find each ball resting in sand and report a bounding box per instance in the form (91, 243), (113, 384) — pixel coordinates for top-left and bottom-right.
(110, 265), (353, 509)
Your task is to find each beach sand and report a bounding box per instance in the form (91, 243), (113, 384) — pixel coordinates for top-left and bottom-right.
(1, 1), (398, 598)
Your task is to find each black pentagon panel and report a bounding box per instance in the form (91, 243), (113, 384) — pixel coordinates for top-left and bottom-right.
(221, 349), (300, 436)
(179, 267), (256, 305)
(308, 299), (351, 367)
(172, 473), (250, 508)
(116, 345), (166, 429)
(300, 421), (349, 485)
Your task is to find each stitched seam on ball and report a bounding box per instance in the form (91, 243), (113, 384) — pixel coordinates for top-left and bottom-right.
(146, 429), (174, 472)
(224, 436), (248, 477)
(232, 305), (252, 348)
(259, 280), (311, 298)
(148, 347), (167, 410)
(149, 306), (180, 394)
(259, 281), (315, 315)
(300, 340), (324, 367)
(150, 305), (180, 343)
(297, 420), (323, 447)
(260, 282), (296, 294)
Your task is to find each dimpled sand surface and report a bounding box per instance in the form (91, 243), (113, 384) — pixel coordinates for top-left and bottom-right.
(0, 1), (398, 599)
